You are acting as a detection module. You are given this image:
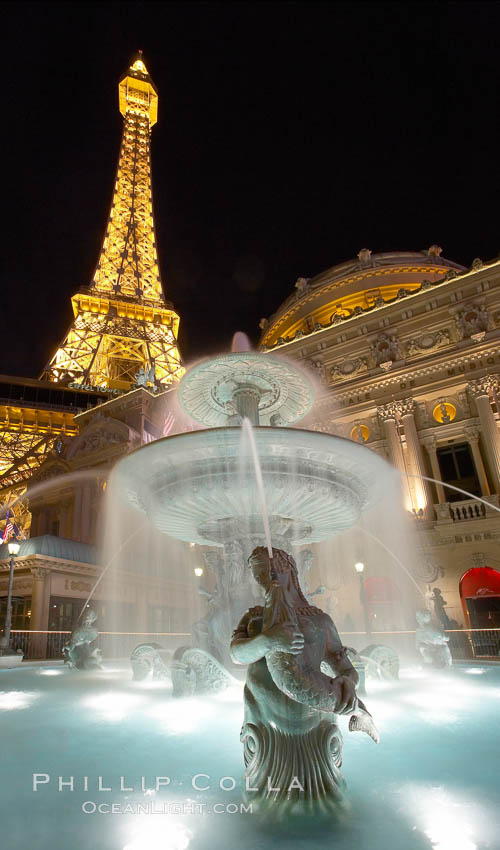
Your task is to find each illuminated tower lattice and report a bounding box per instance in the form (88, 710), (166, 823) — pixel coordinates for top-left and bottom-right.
(43, 56), (184, 391)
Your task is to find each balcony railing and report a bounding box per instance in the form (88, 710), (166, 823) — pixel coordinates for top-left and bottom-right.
(434, 494), (499, 523)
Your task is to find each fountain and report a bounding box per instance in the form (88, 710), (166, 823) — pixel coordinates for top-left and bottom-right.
(112, 334), (392, 811)
(115, 334), (393, 668)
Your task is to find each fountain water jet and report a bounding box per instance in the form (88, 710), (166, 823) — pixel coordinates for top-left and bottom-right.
(240, 418), (273, 559)
(407, 474), (500, 514)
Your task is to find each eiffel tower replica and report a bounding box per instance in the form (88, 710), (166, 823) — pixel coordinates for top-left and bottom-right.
(42, 54), (184, 391)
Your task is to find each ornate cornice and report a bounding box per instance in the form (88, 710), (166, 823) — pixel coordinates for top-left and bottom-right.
(261, 258), (500, 349)
(326, 351), (500, 405)
(377, 397), (415, 420)
(31, 567), (49, 580)
(467, 375), (499, 398)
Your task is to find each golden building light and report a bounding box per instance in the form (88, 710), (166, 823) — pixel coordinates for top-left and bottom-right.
(42, 54), (184, 391)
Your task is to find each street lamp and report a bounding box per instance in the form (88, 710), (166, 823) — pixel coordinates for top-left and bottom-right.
(0, 539), (20, 651)
(194, 567), (204, 578)
(355, 561), (372, 639)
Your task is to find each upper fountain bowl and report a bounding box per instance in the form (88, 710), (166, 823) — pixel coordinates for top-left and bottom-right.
(178, 351), (315, 428)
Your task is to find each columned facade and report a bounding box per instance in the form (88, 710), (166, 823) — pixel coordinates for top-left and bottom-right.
(464, 425), (491, 498)
(468, 377), (500, 494)
(30, 567), (50, 658)
(422, 436), (446, 504)
(261, 250), (500, 629)
(400, 400), (434, 519)
(377, 404), (412, 511)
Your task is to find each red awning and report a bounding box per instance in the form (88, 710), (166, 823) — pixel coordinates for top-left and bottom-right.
(460, 567), (500, 599)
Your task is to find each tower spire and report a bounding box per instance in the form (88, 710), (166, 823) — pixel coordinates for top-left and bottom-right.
(91, 53), (161, 302)
(43, 55), (184, 391)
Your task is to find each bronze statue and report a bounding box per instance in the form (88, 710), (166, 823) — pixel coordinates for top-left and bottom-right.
(231, 546), (378, 814)
(62, 608), (103, 670)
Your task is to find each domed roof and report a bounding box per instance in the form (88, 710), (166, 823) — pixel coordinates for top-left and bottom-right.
(0, 534), (98, 565)
(260, 247), (465, 349)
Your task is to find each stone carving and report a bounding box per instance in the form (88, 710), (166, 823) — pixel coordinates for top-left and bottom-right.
(406, 329), (450, 357)
(357, 248), (372, 266)
(259, 318), (269, 331)
(310, 360), (326, 383)
(30, 461), (70, 484)
(427, 245), (443, 258)
(435, 400), (453, 424)
(415, 609), (452, 669)
(471, 258), (483, 270)
(191, 544), (259, 668)
(358, 644), (400, 680)
(226, 540), (246, 587)
(471, 552), (486, 569)
(370, 333), (400, 367)
(62, 608), (103, 670)
(295, 277), (309, 292)
(130, 643), (170, 681)
(377, 398), (414, 421)
(134, 363), (156, 388)
(455, 303), (489, 339)
(412, 555), (441, 584)
(467, 375), (498, 398)
(330, 357), (369, 382)
(171, 646), (235, 696)
(430, 588), (458, 630)
(231, 547), (379, 813)
(296, 548), (313, 593)
(68, 420), (130, 460)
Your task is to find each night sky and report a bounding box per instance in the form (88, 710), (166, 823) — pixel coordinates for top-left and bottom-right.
(3, 1), (499, 376)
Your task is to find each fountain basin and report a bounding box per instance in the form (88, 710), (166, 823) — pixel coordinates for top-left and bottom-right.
(115, 427), (392, 545)
(2, 661), (499, 850)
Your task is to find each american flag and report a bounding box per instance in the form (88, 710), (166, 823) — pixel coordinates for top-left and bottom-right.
(162, 411), (175, 437)
(2, 510), (24, 542)
(2, 511), (13, 543)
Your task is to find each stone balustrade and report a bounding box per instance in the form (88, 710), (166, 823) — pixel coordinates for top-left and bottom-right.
(434, 494), (499, 524)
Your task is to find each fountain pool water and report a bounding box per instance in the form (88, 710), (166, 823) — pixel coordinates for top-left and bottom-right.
(1, 660), (499, 850)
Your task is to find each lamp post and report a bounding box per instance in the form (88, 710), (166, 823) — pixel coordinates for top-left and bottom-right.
(355, 561), (372, 640)
(0, 539), (20, 651)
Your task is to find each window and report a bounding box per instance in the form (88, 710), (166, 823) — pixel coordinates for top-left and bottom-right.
(437, 443), (480, 502)
(0, 597), (32, 630)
